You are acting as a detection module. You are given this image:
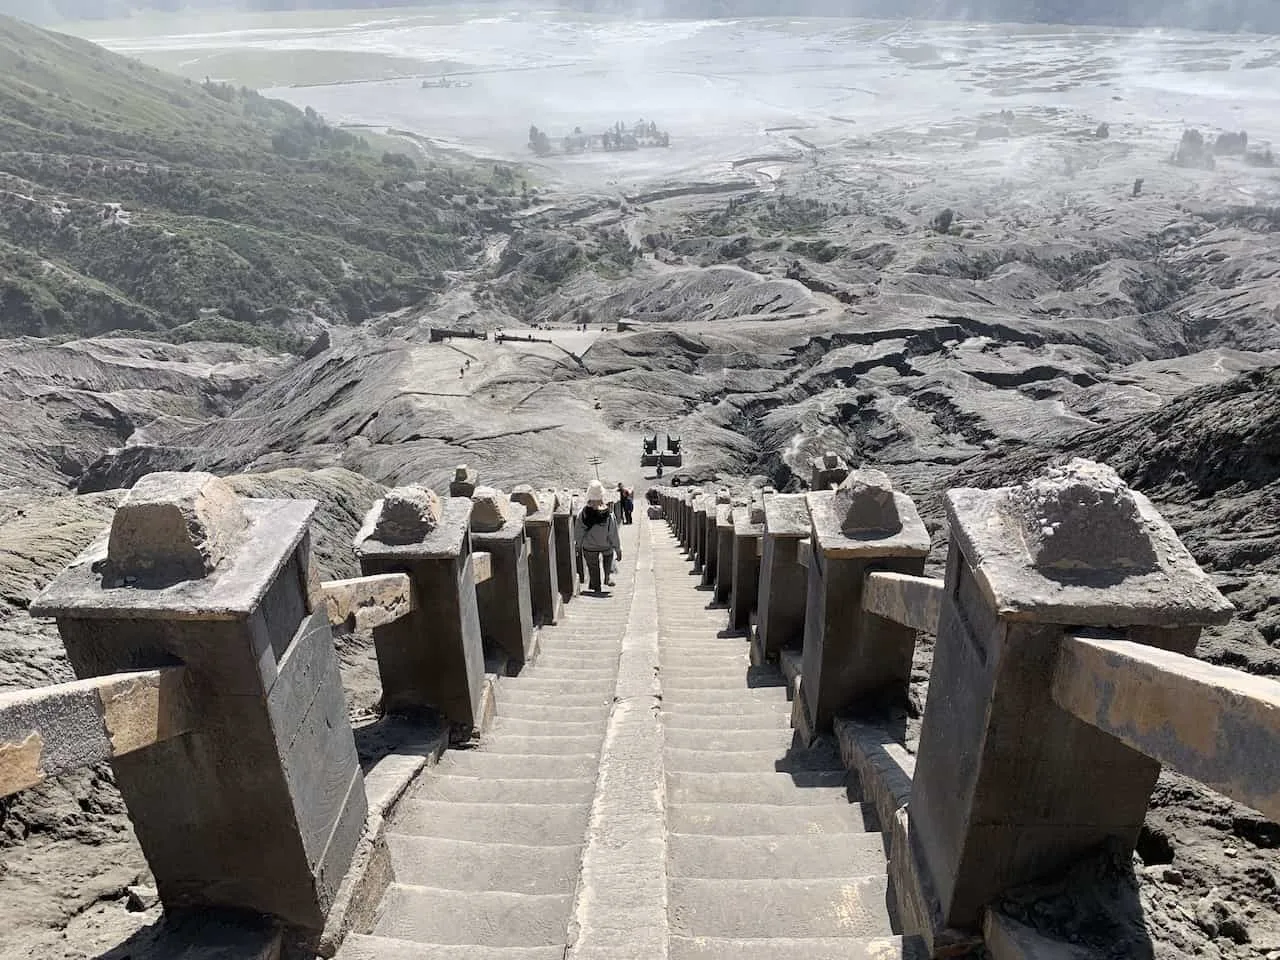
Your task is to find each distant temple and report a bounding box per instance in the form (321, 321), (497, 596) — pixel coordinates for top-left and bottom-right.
(528, 120), (671, 157)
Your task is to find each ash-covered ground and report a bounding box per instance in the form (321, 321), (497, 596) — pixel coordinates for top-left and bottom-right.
(4, 8), (1280, 959)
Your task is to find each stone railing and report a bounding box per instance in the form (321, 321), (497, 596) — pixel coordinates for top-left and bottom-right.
(4, 465), (578, 947)
(656, 455), (1279, 958)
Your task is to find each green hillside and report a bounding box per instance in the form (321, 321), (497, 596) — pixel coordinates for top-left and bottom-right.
(0, 14), (519, 347)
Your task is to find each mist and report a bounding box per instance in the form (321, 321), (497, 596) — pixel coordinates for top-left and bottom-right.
(6, 0), (1280, 32)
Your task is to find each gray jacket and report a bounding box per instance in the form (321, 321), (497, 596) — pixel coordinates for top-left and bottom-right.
(576, 505), (621, 556)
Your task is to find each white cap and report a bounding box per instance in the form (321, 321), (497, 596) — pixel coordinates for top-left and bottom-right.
(587, 480), (606, 503)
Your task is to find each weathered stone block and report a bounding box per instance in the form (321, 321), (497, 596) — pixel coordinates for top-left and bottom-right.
(471, 503), (534, 668)
(32, 491), (365, 935)
(910, 460), (1233, 932)
(756, 493), (810, 660)
(104, 471), (248, 588)
(355, 496), (484, 732)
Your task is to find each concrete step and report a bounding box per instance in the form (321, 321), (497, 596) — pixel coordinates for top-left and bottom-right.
(664, 727), (801, 753)
(660, 675), (786, 692)
(437, 751), (598, 781)
(393, 801), (590, 845)
(667, 833), (886, 880)
(488, 717), (608, 738)
(498, 690), (613, 709)
(476, 735), (602, 756)
(504, 678), (616, 696)
(662, 710), (793, 730)
(338, 934), (564, 960)
(385, 835), (582, 894)
(413, 776), (596, 805)
(667, 771), (852, 806)
(661, 665), (781, 682)
(520, 667), (617, 681)
(660, 656), (752, 670)
(663, 747), (843, 775)
(374, 884), (573, 947)
(661, 687), (788, 705)
(667, 876), (892, 940)
(670, 936), (926, 960)
(496, 702), (610, 723)
(530, 656), (618, 670)
(668, 803), (877, 837)
(661, 700), (792, 718)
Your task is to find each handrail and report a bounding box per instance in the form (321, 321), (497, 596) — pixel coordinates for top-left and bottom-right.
(863, 571), (944, 634)
(1053, 633), (1280, 821)
(322, 573), (415, 632)
(1, 667), (191, 799)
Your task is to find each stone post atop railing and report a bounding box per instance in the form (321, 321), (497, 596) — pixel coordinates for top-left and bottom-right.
(800, 469), (929, 740)
(730, 498), (766, 632)
(755, 492), (810, 662)
(470, 487), (534, 670)
(449, 464), (478, 498)
(552, 489), (579, 603)
(512, 485), (561, 627)
(810, 451), (851, 491)
(354, 486), (484, 733)
(680, 491), (695, 552)
(30, 472), (365, 935)
(692, 492), (711, 574)
(907, 459), (1233, 935)
(701, 489), (729, 588)
(713, 500), (735, 605)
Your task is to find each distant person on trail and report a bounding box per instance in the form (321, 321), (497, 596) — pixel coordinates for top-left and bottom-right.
(617, 482), (634, 525)
(576, 480), (622, 592)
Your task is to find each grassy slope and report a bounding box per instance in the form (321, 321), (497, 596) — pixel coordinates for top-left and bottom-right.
(0, 14), (518, 347)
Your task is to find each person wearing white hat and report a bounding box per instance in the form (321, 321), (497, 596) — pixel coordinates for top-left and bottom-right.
(575, 479), (622, 592)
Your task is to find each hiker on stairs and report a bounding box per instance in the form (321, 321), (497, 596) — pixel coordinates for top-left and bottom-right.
(575, 480), (622, 593)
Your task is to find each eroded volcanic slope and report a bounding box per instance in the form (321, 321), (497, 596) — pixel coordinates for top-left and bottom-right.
(2, 20), (1280, 960)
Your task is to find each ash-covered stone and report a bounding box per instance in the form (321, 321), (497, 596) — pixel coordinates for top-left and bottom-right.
(371, 486), (443, 545)
(471, 486), (511, 532)
(834, 469), (902, 537)
(450, 464), (478, 498)
(1010, 459), (1157, 574)
(104, 471), (247, 587)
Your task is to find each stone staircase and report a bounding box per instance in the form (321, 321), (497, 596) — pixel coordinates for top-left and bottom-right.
(338, 513), (919, 960)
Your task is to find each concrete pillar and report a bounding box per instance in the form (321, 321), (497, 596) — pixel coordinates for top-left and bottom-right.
(692, 496), (710, 574)
(449, 463), (477, 498)
(512, 486), (561, 627)
(801, 470), (930, 737)
(755, 492), (810, 662)
(730, 500), (765, 632)
(470, 487), (534, 669)
(354, 486), (484, 732)
(810, 451), (851, 492)
(553, 490), (579, 604)
(700, 492), (728, 588)
(677, 493), (691, 551)
(909, 459), (1233, 932)
(31, 472), (365, 935)
(713, 504), (735, 605)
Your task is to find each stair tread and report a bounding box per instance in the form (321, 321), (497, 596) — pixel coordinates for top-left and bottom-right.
(437, 751), (599, 780)
(338, 934), (565, 960)
(393, 800), (590, 845)
(668, 802), (878, 836)
(664, 746), (842, 775)
(385, 834), (582, 893)
(667, 770), (853, 805)
(667, 832), (886, 880)
(412, 775), (596, 805)
(668, 876), (892, 940)
(670, 936), (925, 960)
(374, 884), (574, 947)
